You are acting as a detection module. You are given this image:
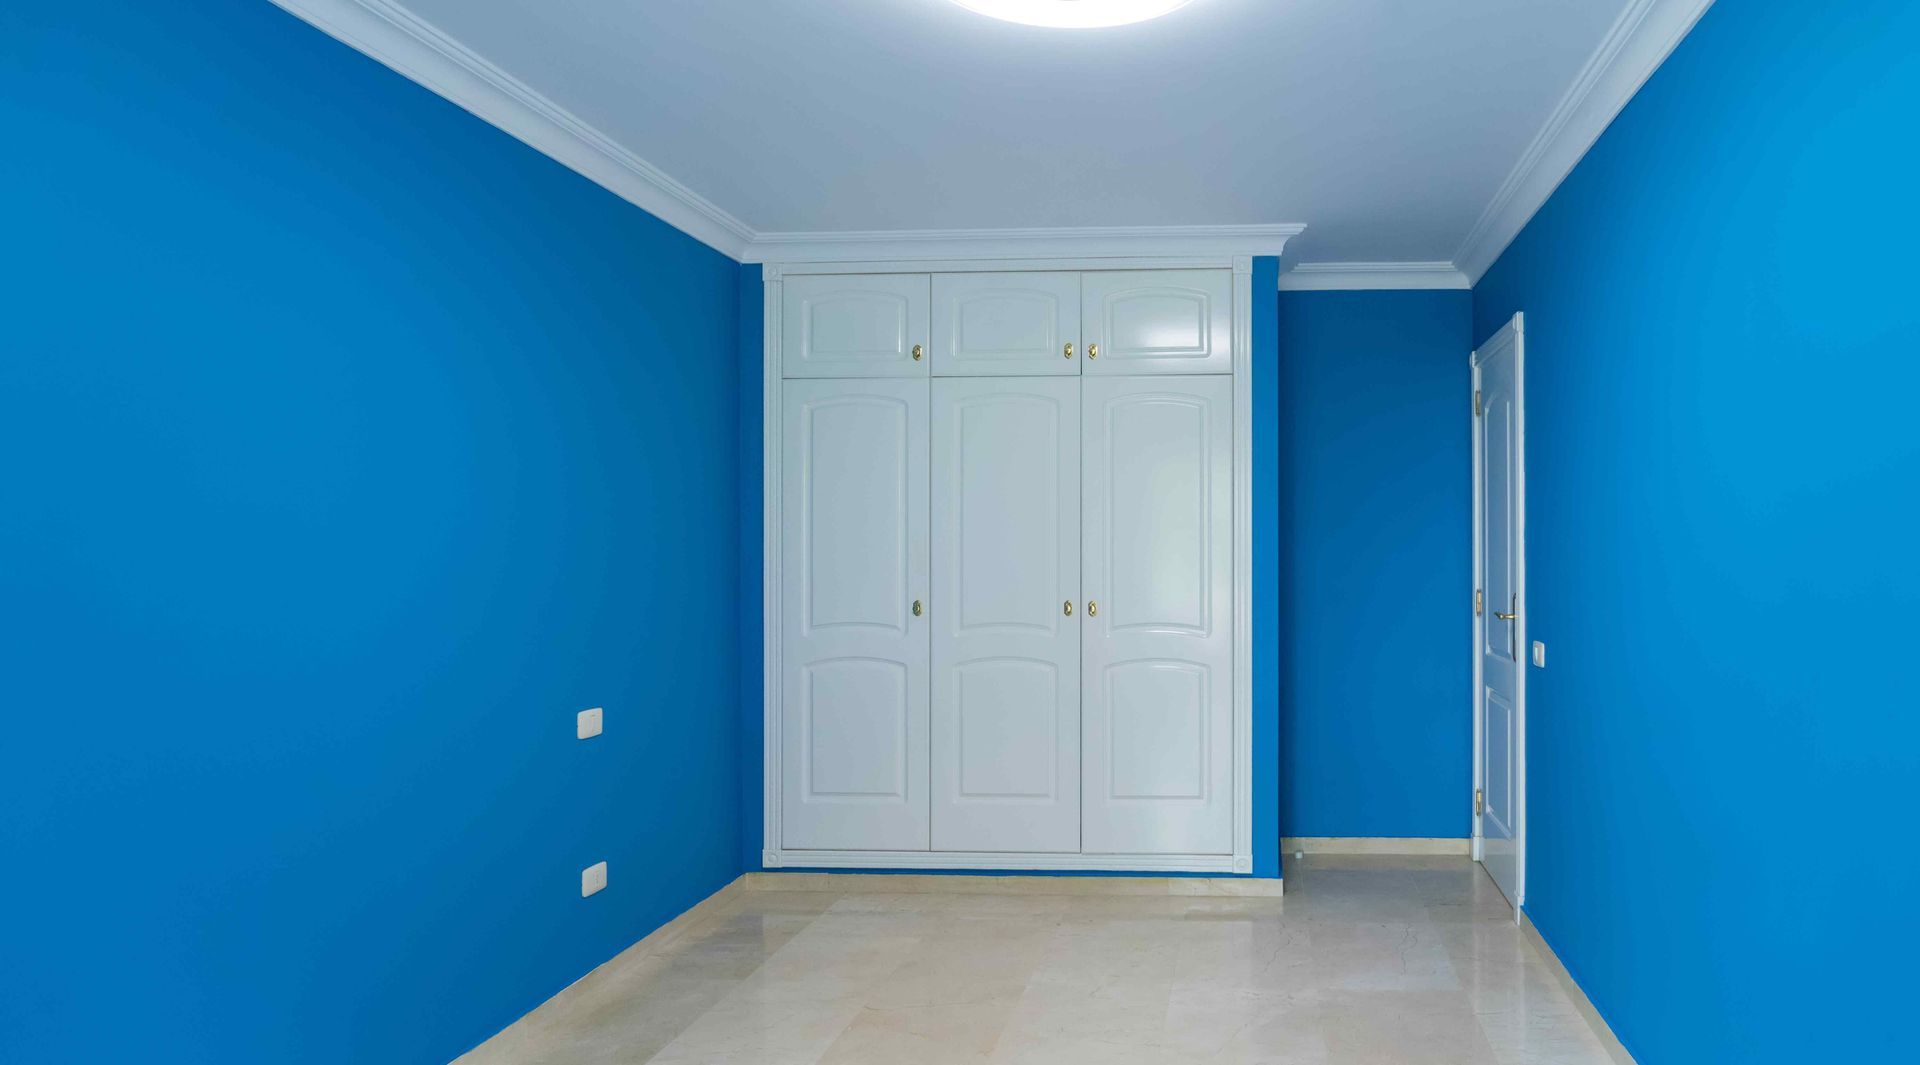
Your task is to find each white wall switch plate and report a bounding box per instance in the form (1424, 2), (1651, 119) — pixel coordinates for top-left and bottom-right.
(1531, 641), (1547, 668)
(576, 707), (603, 739)
(581, 861), (607, 897)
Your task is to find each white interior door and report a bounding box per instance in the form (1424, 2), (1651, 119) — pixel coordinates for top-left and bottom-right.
(1081, 270), (1233, 375)
(931, 272), (1081, 376)
(1474, 315), (1525, 908)
(1081, 376), (1233, 855)
(781, 378), (930, 850)
(931, 378), (1081, 851)
(782, 274), (930, 378)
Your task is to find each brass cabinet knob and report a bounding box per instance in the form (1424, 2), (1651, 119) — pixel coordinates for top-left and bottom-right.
(1064, 342), (1075, 359)
(1063, 600), (1073, 616)
(911, 344), (924, 361)
(1087, 601), (1097, 617)
(1088, 343), (1099, 360)
(912, 599), (923, 617)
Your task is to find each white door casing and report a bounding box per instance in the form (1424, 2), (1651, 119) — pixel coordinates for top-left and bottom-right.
(780, 378), (931, 850)
(1082, 269), (1233, 375)
(932, 272), (1082, 377)
(1081, 375), (1234, 855)
(782, 274), (930, 378)
(931, 378), (1081, 852)
(1472, 314), (1526, 911)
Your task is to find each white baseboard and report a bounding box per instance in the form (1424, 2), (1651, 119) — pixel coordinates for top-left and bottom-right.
(1520, 911), (1639, 1064)
(1283, 836), (1472, 856)
(745, 871), (1283, 898)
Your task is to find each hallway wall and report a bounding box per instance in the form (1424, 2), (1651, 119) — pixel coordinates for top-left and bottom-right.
(1276, 290), (1473, 840)
(1472, 1), (1920, 1059)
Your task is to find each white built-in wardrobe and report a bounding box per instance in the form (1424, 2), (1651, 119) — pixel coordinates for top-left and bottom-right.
(762, 261), (1251, 873)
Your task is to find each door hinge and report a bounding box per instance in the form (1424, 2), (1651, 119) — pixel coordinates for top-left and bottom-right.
(1473, 390), (1483, 417)
(1475, 788), (1485, 816)
(1475, 589), (1484, 616)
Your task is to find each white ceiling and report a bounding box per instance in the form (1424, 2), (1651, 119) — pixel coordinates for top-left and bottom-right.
(297, 0), (1708, 273)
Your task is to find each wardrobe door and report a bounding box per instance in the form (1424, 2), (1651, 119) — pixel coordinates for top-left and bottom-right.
(1081, 269), (1233, 375)
(1081, 376), (1233, 855)
(782, 274), (930, 378)
(781, 379), (930, 850)
(931, 378), (1081, 852)
(931, 272), (1082, 376)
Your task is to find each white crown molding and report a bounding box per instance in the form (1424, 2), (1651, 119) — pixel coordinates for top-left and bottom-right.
(739, 225), (1305, 264)
(268, 0), (757, 258)
(1454, 0), (1714, 282)
(1277, 262), (1470, 291)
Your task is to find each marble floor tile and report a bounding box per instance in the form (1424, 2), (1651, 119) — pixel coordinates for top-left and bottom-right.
(456, 858), (1619, 1065)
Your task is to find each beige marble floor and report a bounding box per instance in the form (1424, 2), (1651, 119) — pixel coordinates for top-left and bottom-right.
(460, 856), (1614, 1064)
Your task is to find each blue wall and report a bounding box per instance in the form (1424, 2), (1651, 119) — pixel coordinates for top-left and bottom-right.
(739, 260), (1284, 877)
(1277, 291), (1472, 839)
(1, 4), (744, 1063)
(1472, 2), (1920, 1060)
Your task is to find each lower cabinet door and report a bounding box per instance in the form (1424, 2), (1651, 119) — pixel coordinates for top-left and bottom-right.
(1081, 376), (1234, 855)
(781, 378), (931, 851)
(930, 378), (1082, 852)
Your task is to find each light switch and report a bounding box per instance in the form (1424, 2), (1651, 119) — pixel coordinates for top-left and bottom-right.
(577, 707), (603, 739)
(581, 861), (607, 897)
(1531, 641), (1547, 668)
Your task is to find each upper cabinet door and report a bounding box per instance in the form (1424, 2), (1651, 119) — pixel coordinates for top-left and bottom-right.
(1081, 269), (1233, 375)
(931, 272), (1081, 376)
(782, 274), (930, 378)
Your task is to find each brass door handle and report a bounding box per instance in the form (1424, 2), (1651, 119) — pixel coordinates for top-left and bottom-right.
(1063, 600), (1073, 616)
(1064, 342), (1075, 359)
(1494, 611), (1516, 621)
(911, 344), (923, 361)
(912, 600), (923, 617)
(1086, 601), (1097, 617)
(1087, 343), (1099, 360)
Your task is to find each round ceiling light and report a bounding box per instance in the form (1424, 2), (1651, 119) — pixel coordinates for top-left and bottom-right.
(947, 0), (1197, 29)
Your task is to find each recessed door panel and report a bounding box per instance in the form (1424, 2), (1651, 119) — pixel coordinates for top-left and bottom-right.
(782, 378), (930, 850)
(932, 378), (1080, 853)
(1082, 376), (1232, 855)
(932, 272), (1081, 376)
(956, 658), (1059, 799)
(1082, 270), (1233, 375)
(1106, 662), (1207, 800)
(782, 274), (930, 378)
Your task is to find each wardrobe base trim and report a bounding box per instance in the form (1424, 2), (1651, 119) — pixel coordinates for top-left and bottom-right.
(763, 849), (1241, 873)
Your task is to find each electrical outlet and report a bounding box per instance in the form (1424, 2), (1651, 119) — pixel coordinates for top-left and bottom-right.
(1531, 641), (1547, 668)
(577, 707), (603, 739)
(581, 861), (607, 897)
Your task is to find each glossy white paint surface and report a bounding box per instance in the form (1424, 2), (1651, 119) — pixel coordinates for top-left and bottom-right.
(1082, 270), (1232, 376)
(1081, 376), (1233, 855)
(931, 272), (1081, 377)
(931, 378), (1081, 852)
(782, 274), (930, 379)
(1474, 317), (1526, 908)
(780, 379), (931, 850)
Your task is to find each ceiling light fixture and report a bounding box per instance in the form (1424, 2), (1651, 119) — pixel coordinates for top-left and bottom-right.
(947, 0), (1197, 29)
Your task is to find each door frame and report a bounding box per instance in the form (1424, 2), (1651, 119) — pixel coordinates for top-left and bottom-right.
(760, 255), (1255, 873)
(1470, 312), (1526, 913)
